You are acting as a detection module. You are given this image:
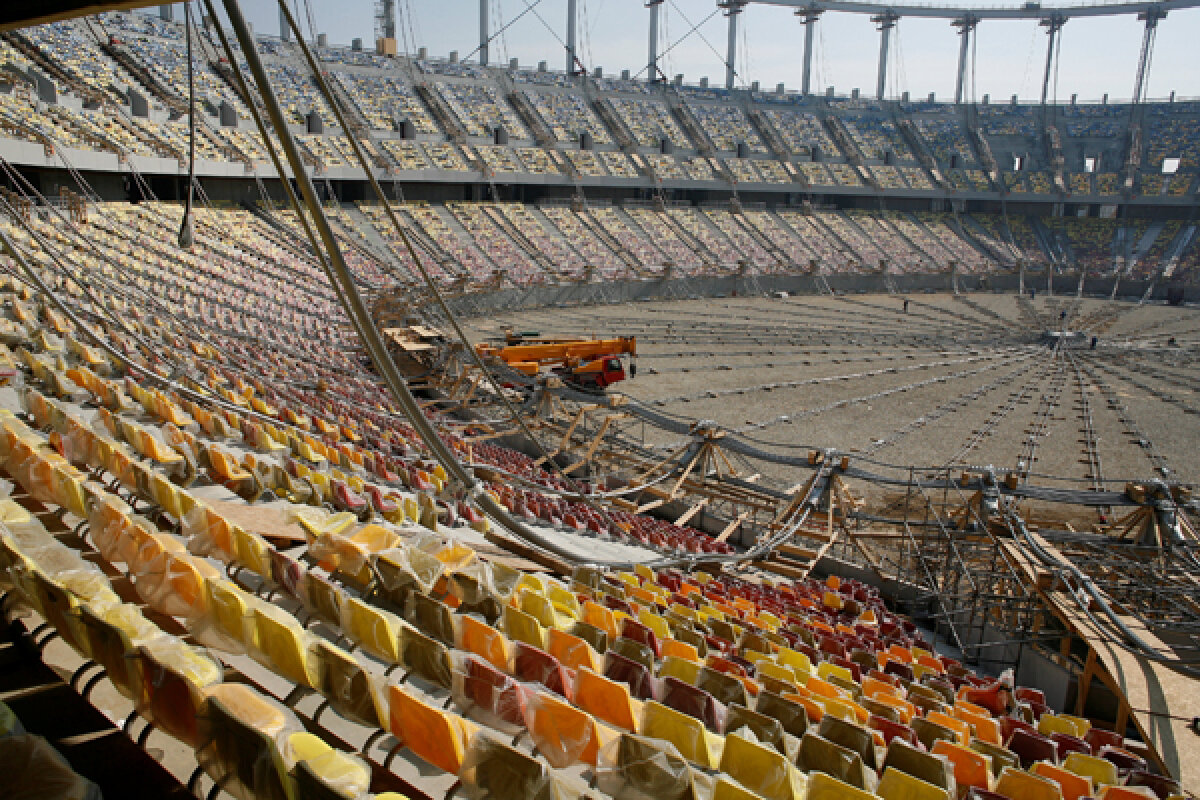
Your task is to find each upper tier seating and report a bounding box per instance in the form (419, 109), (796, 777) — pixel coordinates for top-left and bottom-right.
(687, 103), (767, 154)
(608, 96), (691, 149)
(523, 90), (612, 145)
(435, 82), (529, 140)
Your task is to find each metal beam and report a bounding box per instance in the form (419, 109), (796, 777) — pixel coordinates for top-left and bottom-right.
(479, 0), (489, 67)
(1, 1), (162, 32)
(279, 5), (289, 41)
(797, 7), (822, 95)
(873, 10), (897, 100)
(740, 0), (1198, 21)
(648, 0), (664, 81)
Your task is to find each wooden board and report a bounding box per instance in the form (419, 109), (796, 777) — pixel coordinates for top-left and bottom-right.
(1003, 539), (1200, 790)
(1046, 589), (1200, 792)
(207, 498), (308, 544)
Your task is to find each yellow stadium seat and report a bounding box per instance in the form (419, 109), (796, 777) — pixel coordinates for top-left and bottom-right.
(342, 596), (405, 664)
(994, 766), (1065, 800)
(1062, 752), (1120, 788)
(719, 731), (803, 800)
(642, 700), (721, 769)
(876, 767), (949, 800)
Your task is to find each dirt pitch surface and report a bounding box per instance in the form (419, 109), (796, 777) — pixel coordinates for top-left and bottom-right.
(468, 292), (1200, 524)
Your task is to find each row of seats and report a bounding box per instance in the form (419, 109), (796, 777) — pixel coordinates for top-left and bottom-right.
(3, 372), (1182, 800)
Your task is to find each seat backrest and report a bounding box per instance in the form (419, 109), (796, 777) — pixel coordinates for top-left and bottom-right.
(387, 685), (473, 774)
(574, 667), (638, 732)
(402, 625), (454, 690)
(458, 655), (527, 729)
(458, 733), (549, 800)
(251, 605), (319, 688)
(523, 689), (600, 768)
(342, 596), (403, 664)
(642, 700), (719, 769)
(199, 685), (294, 800)
(137, 639), (222, 748)
(513, 641), (572, 700)
(660, 677), (721, 731)
(313, 640), (382, 729)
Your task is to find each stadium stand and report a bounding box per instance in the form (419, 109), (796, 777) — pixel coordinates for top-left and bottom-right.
(3, 15), (1200, 798)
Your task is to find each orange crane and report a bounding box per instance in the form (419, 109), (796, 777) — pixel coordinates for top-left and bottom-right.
(475, 332), (637, 389)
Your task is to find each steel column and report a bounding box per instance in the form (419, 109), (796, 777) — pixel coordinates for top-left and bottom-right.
(566, 0), (578, 73)
(1039, 14), (1065, 106)
(479, 0), (489, 66)
(873, 11), (897, 100)
(648, 0), (663, 81)
(953, 14), (977, 104)
(723, 1), (745, 90)
(1131, 7), (1166, 105)
(798, 8), (821, 95)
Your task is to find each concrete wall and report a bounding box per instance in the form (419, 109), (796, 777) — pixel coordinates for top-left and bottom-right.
(446, 271), (1196, 317)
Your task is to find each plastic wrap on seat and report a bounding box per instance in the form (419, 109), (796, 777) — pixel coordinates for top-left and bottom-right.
(183, 503), (236, 563)
(796, 732), (874, 792)
(86, 493), (133, 564)
(459, 732), (549, 800)
(575, 667), (640, 732)
(604, 651), (657, 701)
(343, 596), (404, 664)
(0, 733), (102, 800)
(458, 614), (513, 672)
(661, 677), (724, 732)
(77, 602), (159, 699)
(250, 603), (321, 689)
(293, 747), (373, 800)
(447, 562), (504, 623)
(524, 688), (603, 768)
(725, 703), (785, 753)
(314, 640), (385, 729)
(196, 577), (256, 654)
(387, 684), (476, 774)
(402, 625), (454, 689)
(595, 732), (696, 800)
(310, 523), (398, 581)
(514, 641), (573, 700)
(642, 700), (723, 769)
(140, 543), (219, 619)
(372, 547), (442, 609)
(452, 654), (528, 732)
(138, 636), (224, 747)
(404, 590), (456, 647)
(719, 730), (806, 800)
(304, 571), (348, 629)
(197, 683), (300, 800)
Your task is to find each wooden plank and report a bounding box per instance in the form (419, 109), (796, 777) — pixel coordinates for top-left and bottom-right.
(716, 511), (750, 543)
(1009, 535), (1200, 786)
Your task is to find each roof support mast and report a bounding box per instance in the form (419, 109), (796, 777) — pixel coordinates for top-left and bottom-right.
(721, 0), (746, 90)
(952, 13), (977, 104)
(479, 0), (489, 66)
(873, 10), (897, 100)
(1131, 5), (1165, 105)
(566, 0), (578, 73)
(797, 6), (822, 96)
(1039, 12), (1066, 106)
(647, 0), (664, 81)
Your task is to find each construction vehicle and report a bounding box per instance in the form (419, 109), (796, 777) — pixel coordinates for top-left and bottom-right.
(476, 331), (637, 390)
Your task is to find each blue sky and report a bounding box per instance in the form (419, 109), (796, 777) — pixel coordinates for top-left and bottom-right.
(215, 0), (1198, 102)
